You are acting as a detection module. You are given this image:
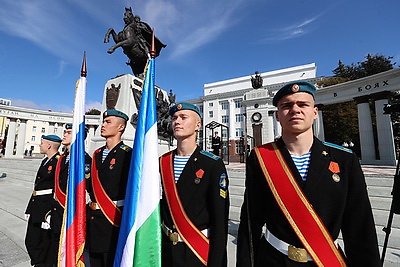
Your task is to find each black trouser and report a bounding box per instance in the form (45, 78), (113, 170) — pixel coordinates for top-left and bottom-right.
(25, 221), (53, 266)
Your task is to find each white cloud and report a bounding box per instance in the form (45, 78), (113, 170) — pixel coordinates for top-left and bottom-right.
(0, 0), (246, 62)
(86, 101), (102, 112)
(260, 14), (322, 43)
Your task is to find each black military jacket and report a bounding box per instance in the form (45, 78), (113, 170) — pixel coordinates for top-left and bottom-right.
(236, 137), (380, 267)
(51, 151), (92, 235)
(25, 153), (60, 224)
(86, 141), (132, 253)
(161, 146), (230, 267)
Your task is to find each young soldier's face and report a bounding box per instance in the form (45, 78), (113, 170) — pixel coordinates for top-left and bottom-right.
(62, 129), (73, 146)
(39, 139), (50, 154)
(172, 110), (201, 140)
(276, 92), (318, 135)
(101, 116), (126, 138)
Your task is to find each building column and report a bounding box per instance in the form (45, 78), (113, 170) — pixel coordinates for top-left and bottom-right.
(314, 104), (325, 141)
(5, 119), (17, 157)
(49, 122), (55, 134)
(86, 125), (96, 151)
(15, 119), (27, 158)
(266, 111), (275, 143)
(229, 100), (235, 140)
(373, 92), (396, 165)
(272, 111), (281, 138)
(354, 96), (375, 163)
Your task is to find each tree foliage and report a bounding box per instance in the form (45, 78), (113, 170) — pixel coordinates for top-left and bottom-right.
(332, 54), (395, 80)
(321, 101), (361, 156)
(320, 53), (397, 157)
(85, 108), (101, 115)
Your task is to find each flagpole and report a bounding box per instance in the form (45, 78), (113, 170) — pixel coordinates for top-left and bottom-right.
(81, 51), (87, 77)
(150, 29), (156, 59)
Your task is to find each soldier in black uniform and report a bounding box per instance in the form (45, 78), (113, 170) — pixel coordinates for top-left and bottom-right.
(212, 131), (221, 156)
(236, 81), (380, 266)
(50, 123), (91, 265)
(160, 102), (229, 267)
(86, 109), (132, 267)
(25, 134), (61, 267)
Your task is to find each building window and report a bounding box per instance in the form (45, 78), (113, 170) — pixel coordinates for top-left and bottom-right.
(222, 115), (229, 124)
(234, 99), (242, 108)
(235, 128), (244, 137)
(209, 111), (214, 118)
(222, 128), (228, 139)
(31, 136), (35, 142)
(235, 114), (243, 122)
(41, 128), (45, 133)
(209, 102), (213, 107)
(199, 105), (203, 113)
(32, 126), (37, 132)
(221, 102), (229, 110)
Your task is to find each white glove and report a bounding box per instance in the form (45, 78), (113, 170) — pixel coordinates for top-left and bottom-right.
(41, 214), (51, 230)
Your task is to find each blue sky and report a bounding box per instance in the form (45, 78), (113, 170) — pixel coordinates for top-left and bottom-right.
(0, 0), (399, 112)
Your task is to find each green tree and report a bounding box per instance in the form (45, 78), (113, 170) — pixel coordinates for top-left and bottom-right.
(322, 53), (397, 157)
(85, 108), (101, 115)
(333, 54), (395, 80)
(321, 101), (361, 156)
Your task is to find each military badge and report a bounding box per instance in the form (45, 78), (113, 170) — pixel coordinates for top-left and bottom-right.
(328, 161), (340, 173)
(85, 164), (91, 179)
(110, 158), (116, 170)
(328, 161), (340, 182)
(219, 173), (227, 190)
(196, 169), (204, 178)
(292, 84), (299, 92)
(177, 103), (182, 110)
(48, 165), (52, 173)
(219, 173), (228, 198)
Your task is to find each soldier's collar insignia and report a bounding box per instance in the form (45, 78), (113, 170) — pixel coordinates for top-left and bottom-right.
(322, 151), (328, 156)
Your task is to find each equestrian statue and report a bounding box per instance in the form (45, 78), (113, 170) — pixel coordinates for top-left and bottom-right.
(104, 7), (167, 77)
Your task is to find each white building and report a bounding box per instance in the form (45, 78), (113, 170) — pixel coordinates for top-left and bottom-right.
(186, 63), (318, 162)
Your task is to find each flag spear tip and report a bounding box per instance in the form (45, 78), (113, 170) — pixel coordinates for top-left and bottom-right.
(150, 29), (156, 59)
(81, 51), (87, 77)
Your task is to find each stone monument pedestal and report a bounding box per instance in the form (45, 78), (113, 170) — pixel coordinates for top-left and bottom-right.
(88, 74), (175, 155)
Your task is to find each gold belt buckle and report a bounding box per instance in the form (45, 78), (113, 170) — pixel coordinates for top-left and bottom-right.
(168, 231), (179, 245)
(288, 245), (308, 263)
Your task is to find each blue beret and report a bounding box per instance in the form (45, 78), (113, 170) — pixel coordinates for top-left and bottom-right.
(65, 123), (89, 134)
(273, 81), (316, 107)
(103, 109), (129, 121)
(42, 134), (62, 143)
(169, 102), (202, 118)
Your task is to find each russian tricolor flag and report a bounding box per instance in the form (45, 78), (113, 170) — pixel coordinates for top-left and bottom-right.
(58, 52), (87, 267)
(113, 55), (162, 266)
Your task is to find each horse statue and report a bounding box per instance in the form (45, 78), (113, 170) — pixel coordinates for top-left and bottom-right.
(104, 7), (167, 77)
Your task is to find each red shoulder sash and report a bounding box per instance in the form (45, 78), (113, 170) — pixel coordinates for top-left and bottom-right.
(160, 151), (209, 266)
(91, 149), (122, 226)
(254, 143), (346, 266)
(54, 154), (66, 208)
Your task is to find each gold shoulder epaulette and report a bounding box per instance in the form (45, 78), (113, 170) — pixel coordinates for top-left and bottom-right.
(200, 150), (220, 160)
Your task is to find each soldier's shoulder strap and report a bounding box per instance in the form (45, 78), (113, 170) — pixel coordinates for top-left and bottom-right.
(200, 150), (220, 160)
(323, 142), (353, 153)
